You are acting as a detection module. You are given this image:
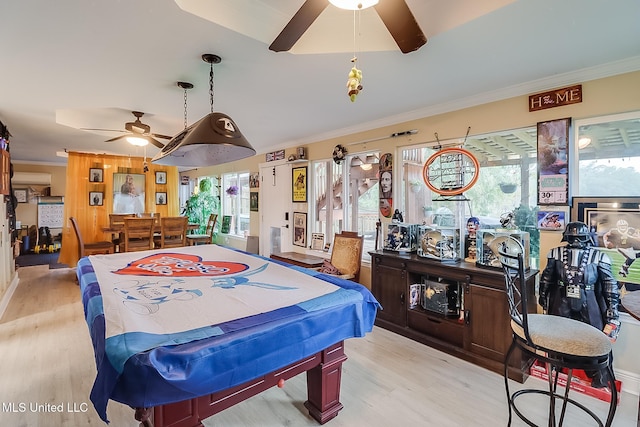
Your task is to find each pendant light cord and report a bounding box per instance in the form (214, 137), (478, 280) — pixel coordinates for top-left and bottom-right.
(183, 87), (189, 129)
(209, 61), (215, 113)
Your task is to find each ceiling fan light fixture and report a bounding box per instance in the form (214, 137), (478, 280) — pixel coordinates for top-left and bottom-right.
(329, 0), (378, 10)
(126, 136), (149, 146)
(152, 54), (255, 167)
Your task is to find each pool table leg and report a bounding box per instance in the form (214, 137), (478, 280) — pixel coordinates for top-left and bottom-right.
(304, 341), (348, 424)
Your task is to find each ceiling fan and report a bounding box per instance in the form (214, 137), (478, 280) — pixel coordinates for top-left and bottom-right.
(269, 0), (427, 54)
(82, 111), (171, 149)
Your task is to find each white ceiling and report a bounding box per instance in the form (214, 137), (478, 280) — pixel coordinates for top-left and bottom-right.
(1, 0), (640, 167)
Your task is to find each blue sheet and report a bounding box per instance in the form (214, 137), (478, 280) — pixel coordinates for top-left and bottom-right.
(78, 248), (379, 423)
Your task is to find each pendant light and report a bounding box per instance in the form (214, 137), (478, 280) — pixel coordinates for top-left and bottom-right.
(152, 54), (255, 167)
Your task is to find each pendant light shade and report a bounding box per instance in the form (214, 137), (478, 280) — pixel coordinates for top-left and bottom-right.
(152, 54), (255, 167)
(152, 112), (255, 166)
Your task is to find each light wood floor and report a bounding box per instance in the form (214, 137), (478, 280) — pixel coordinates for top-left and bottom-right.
(0, 265), (637, 426)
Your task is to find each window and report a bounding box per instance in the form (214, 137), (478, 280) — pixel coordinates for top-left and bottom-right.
(400, 128), (541, 266)
(310, 152), (380, 260)
(574, 111), (640, 196)
(222, 172), (250, 237)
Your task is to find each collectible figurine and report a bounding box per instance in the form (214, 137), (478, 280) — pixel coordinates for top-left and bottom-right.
(539, 221), (620, 337)
(538, 221), (620, 386)
(465, 216), (480, 261)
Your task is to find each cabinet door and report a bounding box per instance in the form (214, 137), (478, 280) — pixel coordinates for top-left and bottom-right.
(372, 259), (406, 327)
(466, 283), (510, 362)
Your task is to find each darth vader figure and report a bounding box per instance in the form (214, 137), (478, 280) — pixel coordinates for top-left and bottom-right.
(539, 221), (620, 338)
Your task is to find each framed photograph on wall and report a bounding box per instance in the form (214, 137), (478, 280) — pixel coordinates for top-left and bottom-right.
(14, 188), (28, 203)
(249, 172), (260, 188)
(155, 171), (167, 185)
(572, 196), (640, 296)
(292, 166), (307, 202)
(537, 118), (570, 205)
(155, 192), (167, 205)
(537, 210), (566, 230)
(250, 192), (259, 212)
(293, 212), (307, 247)
(113, 173), (145, 214)
(89, 168), (103, 183)
(89, 191), (103, 206)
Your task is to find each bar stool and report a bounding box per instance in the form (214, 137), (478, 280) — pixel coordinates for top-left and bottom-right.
(494, 236), (617, 426)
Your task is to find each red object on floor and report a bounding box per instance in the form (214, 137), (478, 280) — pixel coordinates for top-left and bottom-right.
(529, 360), (622, 404)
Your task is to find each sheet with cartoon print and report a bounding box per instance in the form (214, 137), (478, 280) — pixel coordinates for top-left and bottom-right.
(78, 244), (379, 423)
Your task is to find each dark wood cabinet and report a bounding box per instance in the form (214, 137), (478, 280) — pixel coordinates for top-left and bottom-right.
(370, 250), (538, 382)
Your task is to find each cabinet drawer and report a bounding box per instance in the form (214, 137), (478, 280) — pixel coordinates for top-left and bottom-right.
(407, 310), (463, 346)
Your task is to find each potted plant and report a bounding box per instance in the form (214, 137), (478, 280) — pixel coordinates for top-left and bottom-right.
(182, 178), (219, 234)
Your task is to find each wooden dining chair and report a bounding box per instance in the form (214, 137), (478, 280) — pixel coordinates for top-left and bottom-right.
(70, 217), (114, 258)
(159, 216), (188, 248)
(122, 217), (156, 252)
(186, 214), (218, 246)
(109, 213), (135, 252)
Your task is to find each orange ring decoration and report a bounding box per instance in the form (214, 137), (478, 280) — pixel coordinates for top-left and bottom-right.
(422, 147), (480, 196)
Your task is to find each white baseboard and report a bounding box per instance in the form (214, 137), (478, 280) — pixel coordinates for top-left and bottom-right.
(615, 368), (640, 397)
(0, 272), (20, 321)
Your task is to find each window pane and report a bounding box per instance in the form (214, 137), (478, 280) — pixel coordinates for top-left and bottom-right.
(576, 112), (640, 196)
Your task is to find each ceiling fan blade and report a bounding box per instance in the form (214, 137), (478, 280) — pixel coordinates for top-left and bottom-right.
(374, 0), (427, 54)
(151, 133), (173, 140)
(269, 0), (328, 52)
(148, 137), (165, 149)
(105, 135), (127, 143)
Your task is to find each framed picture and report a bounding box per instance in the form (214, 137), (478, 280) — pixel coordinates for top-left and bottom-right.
(250, 192), (259, 212)
(155, 192), (167, 205)
(311, 232), (324, 251)
(113, 173), (145, 214)
(221, 215), (232, 234)
(572, 197), (640, 294)
(155, 171), (167, 185)
(292, 166), (307, 202)
(537, 210), (566, 230)
(249, 172), (260, 188)
(89, 168), (103, 183)
(14, 188), (28, 203)
(293, 212), (307, 247)
(89, 191), (103, 206)
(537, 118), (570, 205)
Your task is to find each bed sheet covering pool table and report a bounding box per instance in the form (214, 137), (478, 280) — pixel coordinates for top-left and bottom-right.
(77, 244), (379, 423)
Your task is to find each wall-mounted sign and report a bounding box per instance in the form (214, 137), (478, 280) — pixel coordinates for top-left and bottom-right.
(537, 118), (570, 205)
(265, 149), (285, 162)
(529, 84), (582, 112)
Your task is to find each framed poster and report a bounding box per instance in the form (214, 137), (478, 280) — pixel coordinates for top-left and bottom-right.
(89, 168), (103, 183)
(155, 171), (167, 184)
(14, 188), (28, 203)
(311, 232), (324, 251)
(113, 173), (145, 214)
(220, 215), (232, 234)
(249, 172), (260, 188)
(89, 191), (104, 206)
(293, 212), (307, 247)
(292, 166), (307, 202)
(250, 192), (259, 212)
(572, 197), (640, 295)
(537, 118), (570, 205)
(155, 192), (167, 205)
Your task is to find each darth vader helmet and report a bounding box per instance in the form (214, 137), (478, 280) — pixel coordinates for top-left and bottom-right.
(561, 221), (594, 248)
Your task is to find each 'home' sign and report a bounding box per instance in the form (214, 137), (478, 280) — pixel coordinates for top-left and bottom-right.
(529, 85), (582, 112)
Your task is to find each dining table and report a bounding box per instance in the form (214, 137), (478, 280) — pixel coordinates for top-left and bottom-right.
(620, 291), (640, 427)
(102, 221), (200, 251)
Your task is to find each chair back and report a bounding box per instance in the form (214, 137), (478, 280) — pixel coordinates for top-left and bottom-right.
(330, 231), (364, 282)
(70, 217), (86, 259)
(140, 212), (161, 225)
(204, 213), (218, 237)
(160, 216), (188, 248)
(494, 236), (532, 344)
(123, 217), (156, 252)
(109, 213), (135, 228)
